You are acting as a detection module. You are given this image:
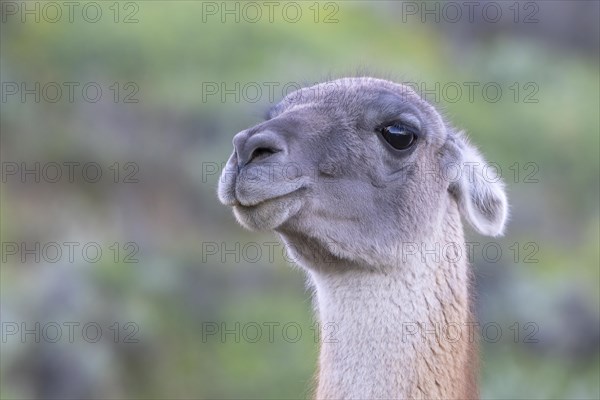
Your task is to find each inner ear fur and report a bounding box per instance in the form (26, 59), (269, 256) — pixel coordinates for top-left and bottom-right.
(444, 131), (509, 237)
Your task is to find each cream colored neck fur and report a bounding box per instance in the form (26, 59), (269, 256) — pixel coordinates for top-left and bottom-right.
(305, 210), (478, 400)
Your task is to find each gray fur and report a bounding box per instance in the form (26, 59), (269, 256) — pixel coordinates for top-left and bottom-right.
(218, 77), (508, 269)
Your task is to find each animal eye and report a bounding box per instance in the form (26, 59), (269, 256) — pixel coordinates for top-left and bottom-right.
(380, 124), (417, 150)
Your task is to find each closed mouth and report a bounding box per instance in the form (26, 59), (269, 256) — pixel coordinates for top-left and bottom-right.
(234, 187), (305, 209)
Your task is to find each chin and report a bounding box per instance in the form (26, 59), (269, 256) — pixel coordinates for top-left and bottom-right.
(233, 197), (303, 231)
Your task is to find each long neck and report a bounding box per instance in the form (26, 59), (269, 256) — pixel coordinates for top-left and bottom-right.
(301, 214), (478, 399)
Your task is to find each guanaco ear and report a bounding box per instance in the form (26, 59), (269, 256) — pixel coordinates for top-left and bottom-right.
(445, 131), (509, 237)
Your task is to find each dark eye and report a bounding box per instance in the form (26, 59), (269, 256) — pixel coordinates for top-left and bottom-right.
(380, 123), (417, 150)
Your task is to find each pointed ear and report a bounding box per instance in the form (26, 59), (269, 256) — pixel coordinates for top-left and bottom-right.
(445, 132), (509, 237)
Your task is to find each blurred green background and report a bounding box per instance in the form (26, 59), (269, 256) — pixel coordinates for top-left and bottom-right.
(1, 1), (599, 399)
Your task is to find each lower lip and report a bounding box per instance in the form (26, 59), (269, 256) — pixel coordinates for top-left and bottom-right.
(234, 188), (304, 208)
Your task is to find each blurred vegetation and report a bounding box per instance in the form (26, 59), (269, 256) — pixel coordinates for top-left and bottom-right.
(1, 1), (599, 399)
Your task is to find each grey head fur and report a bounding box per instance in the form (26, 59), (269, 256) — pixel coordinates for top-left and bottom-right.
(217, 77), (508, 271)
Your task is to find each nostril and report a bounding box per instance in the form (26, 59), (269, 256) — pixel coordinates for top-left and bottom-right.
(235, 131), (285, 168)
(249, 147), (278, 164)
